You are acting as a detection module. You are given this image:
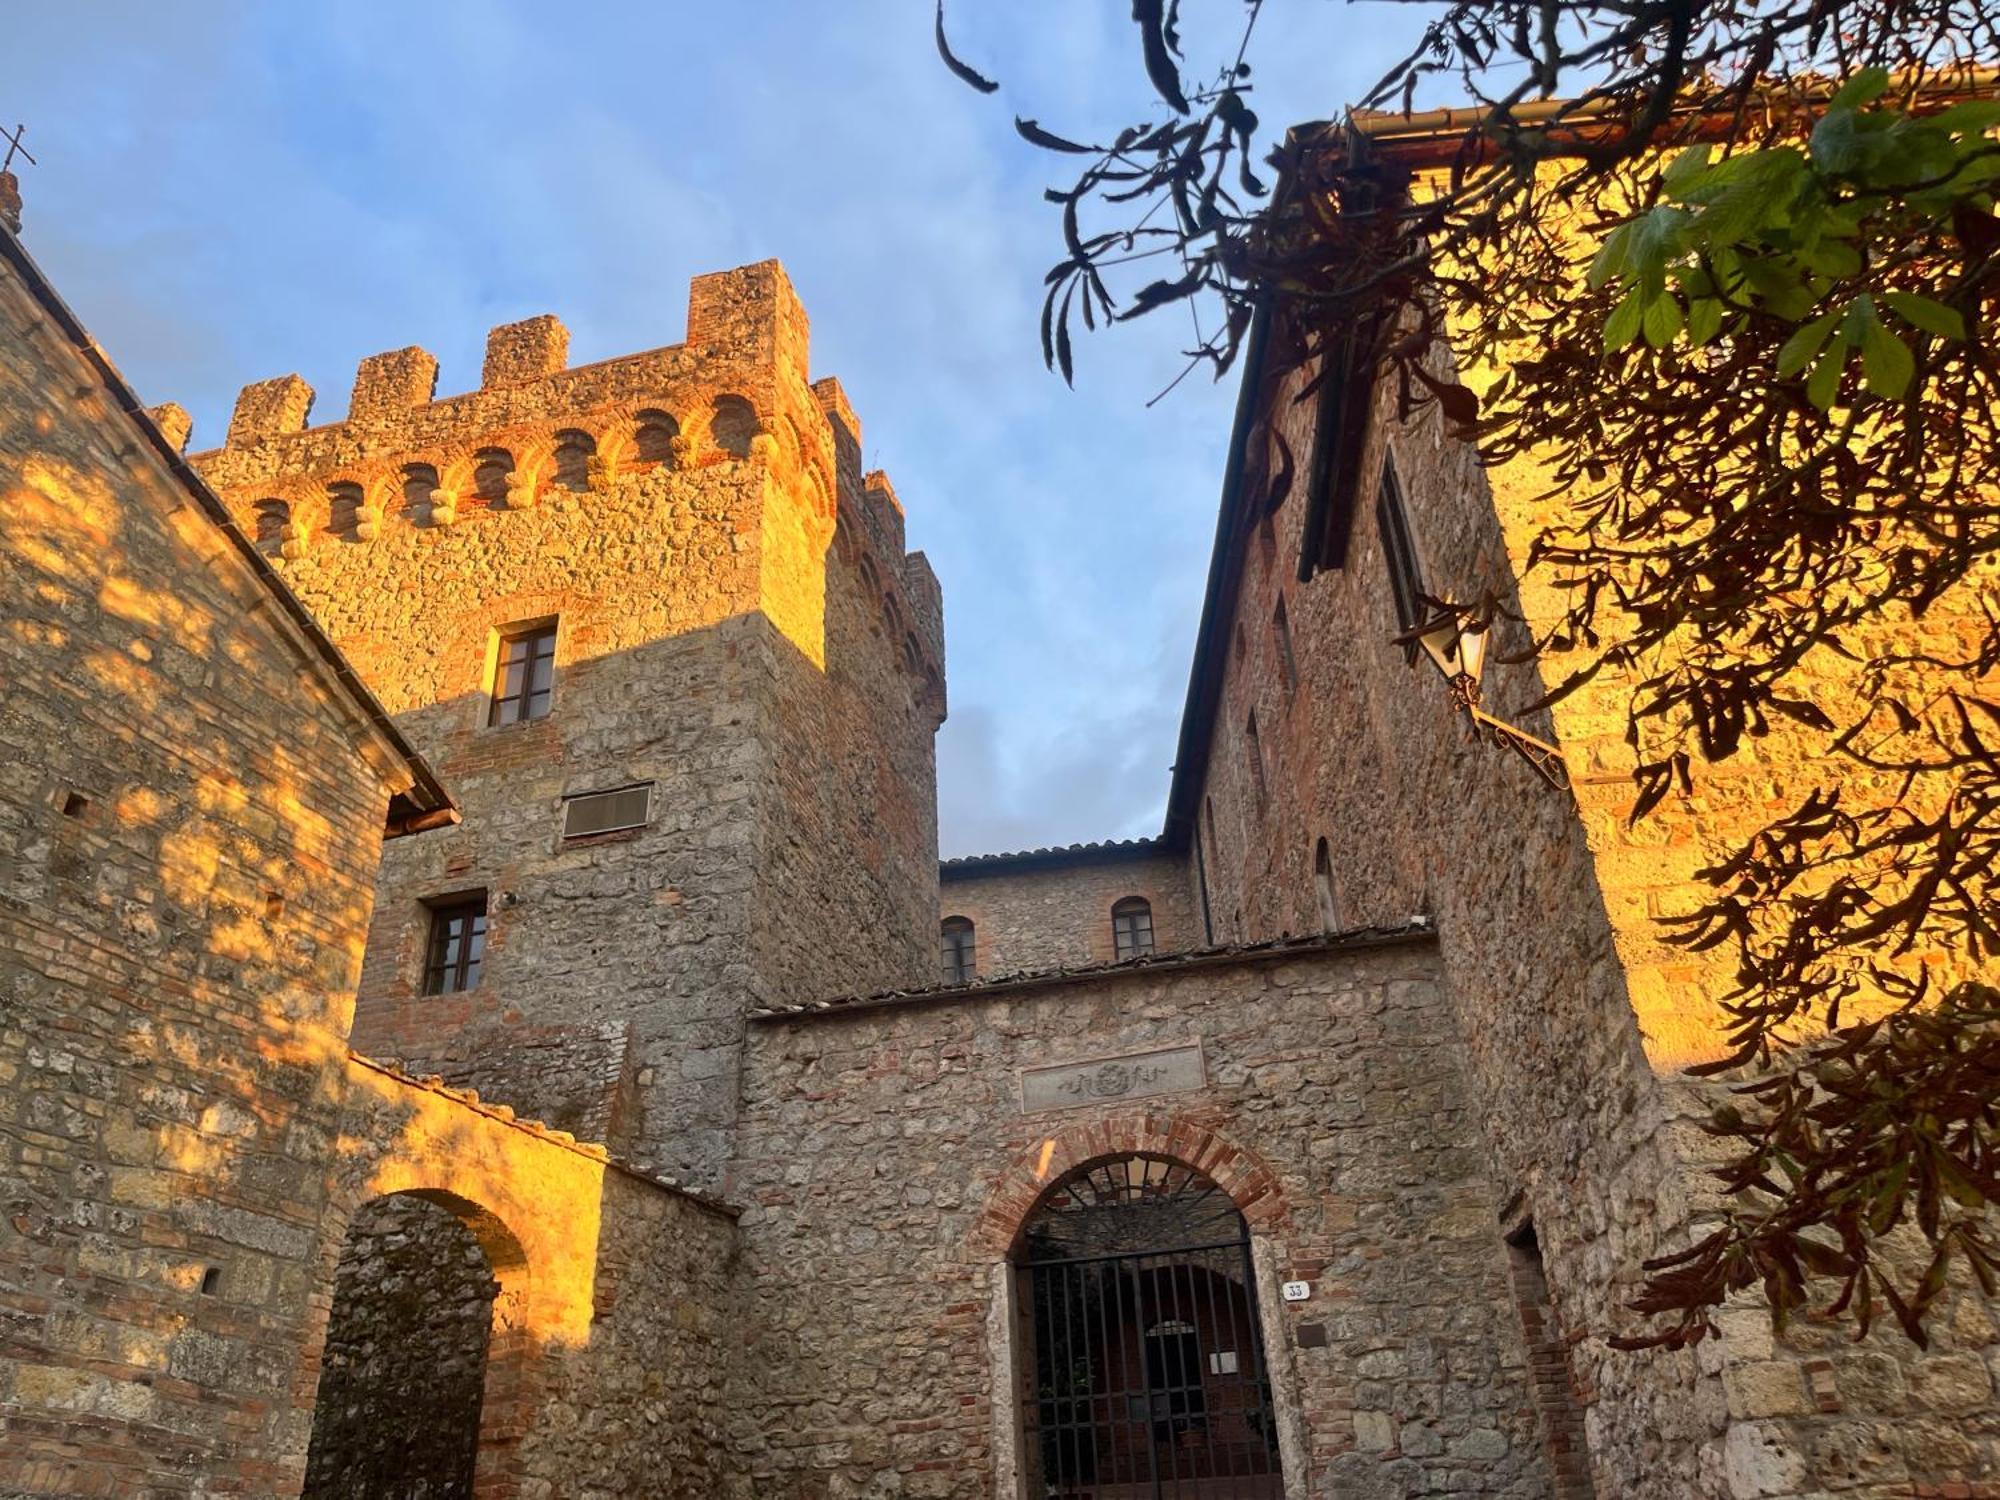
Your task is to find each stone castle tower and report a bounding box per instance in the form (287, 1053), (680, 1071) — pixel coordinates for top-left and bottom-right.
(189, 260), (945, 1187)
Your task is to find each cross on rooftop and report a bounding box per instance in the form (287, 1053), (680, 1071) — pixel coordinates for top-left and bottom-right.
(2, 123), (35, 173)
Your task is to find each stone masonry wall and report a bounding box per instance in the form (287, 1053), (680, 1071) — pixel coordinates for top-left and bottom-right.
(731, 935), (1554, 1499)
(1190, 260), (2000, 1495)
(0, 249), (402, 1497)
(939, 850), (1202, 980)
(191, 261), (944, 1188)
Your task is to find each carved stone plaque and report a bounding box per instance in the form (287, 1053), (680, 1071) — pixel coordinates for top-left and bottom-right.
(1019, 1044), (1205, 1114)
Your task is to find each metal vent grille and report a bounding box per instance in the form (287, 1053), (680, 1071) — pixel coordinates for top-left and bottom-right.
(562, 783), (652, 839)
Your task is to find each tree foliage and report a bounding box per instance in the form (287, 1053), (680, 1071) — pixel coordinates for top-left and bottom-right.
(940, 1), (2000, 1350)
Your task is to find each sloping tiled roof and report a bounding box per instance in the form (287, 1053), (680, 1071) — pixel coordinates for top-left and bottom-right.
(941, 836), (1165, 876)
(752, 919), (1433, 1021)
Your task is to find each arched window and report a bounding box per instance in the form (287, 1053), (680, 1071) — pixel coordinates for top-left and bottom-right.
(1313, 838), (1338, 932)
(553, 429), (594, 490)
(402, 463), (440, 515)
(710, 394), (758, 458)
(471, 448), (513, 509)
(940, 916), (975, 985)
(634, 409), (678, 465)
(251, 498), (289, 549)
(1015, 1157), (1283, 1493)
(326, 482), (364, 539)
(1111, 897), (1154, 961)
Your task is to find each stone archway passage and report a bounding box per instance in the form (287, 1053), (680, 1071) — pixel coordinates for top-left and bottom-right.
(1015, 1155), (1286, 1499)
(303, 1194), (501, 1499)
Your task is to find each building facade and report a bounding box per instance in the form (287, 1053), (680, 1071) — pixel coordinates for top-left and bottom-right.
(2, 90), (1996, 1498)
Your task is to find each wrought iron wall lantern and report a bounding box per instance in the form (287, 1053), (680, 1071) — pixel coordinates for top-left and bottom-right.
(1399, 603), (1570, 791)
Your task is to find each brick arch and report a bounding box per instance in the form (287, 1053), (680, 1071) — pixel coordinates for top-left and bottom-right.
(968, 1114), (1291, 1262)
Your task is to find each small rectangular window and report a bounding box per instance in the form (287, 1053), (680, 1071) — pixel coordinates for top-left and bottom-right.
(940, 918), (976, 985)
(490, 623), (557, 726)
(423, 895), (487, 995)
(562, 783), (653, 839)
(1375, 454), (1425, 660)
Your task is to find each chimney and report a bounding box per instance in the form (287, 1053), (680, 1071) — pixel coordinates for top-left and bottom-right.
(0, 171), (20, 235)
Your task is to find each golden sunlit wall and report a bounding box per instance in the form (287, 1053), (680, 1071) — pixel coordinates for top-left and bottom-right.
(0, 250), (398, 1497)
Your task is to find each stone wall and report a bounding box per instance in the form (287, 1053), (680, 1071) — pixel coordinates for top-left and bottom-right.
(939, 846), (1202, 979)
(1184, 229), (2000, 1494)
(0, 244), (404, 1496)
(732, 934), (1554, 1499)
(191, 261), (944, 1188)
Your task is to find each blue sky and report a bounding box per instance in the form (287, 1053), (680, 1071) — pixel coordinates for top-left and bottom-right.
(9, 2), (1427, 856)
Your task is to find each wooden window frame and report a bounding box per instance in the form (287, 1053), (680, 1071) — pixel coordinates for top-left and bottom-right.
(423, 895), (488, 996)
(940, 917), (976, 986)
(1112, 897), (1155, 961)
(489, 622), (557, 727)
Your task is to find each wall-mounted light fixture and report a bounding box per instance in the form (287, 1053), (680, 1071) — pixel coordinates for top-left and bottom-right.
(1400, 604), (1569, 791)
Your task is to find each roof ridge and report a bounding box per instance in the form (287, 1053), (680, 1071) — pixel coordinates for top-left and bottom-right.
(753, 919), (1433, 1020)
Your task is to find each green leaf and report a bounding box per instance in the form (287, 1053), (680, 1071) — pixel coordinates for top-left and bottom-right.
(1801, 239), (1864, 278)
(1828, 67), (1892, 111)
(1686, 296), (1724, 346)
(1587, 221), (1635, 291)
(1629, 205), (1691, 287)
(1931, 99), (2000, 135)
(1641, 291), (1684, 348)
(1884, 291), (1967, 340)
(1662, 143), (1713, 199)
(1861, 320), (1915, 399)
(1807, 341), (1847, 410)
(1686, 151), (1806, 246)
(1777, 311), (1841, 377)
(1604, 287), (1645, 350)
(1812, 109), (1870, 175)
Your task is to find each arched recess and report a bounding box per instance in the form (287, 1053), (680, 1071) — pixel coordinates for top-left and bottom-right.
(972, 1118), (1305, 1499)
(303, 1187), (533, 1500)
(1008, 1155), (1289, 1497)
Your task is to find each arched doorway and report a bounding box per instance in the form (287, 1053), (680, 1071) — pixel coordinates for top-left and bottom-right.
(1016, 1156), (1285, 1498)
(303, 1192), (517, 1498)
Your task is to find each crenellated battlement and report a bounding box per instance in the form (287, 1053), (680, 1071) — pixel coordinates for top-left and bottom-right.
(184, 259), (943, 716)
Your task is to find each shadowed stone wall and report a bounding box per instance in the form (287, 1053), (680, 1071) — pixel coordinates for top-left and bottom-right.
(939, 847), (1203, 980)
(731, 935), (1554, 1499)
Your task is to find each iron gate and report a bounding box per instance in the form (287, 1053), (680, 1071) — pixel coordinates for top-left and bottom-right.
(1017, 1159), (1284, 1499)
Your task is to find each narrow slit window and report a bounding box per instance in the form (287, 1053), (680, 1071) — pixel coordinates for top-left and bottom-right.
(490, 623), (557, 726)
(423, 895), (487, 996)
(1112, 897), (1155, 960)
(1375, 452), (1426, 659)
(1246, 712), (1268, 806)
(940, 917), (976, 985)
(1273, 595), (1297, 693)
(1314, 838), (1338, 932)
